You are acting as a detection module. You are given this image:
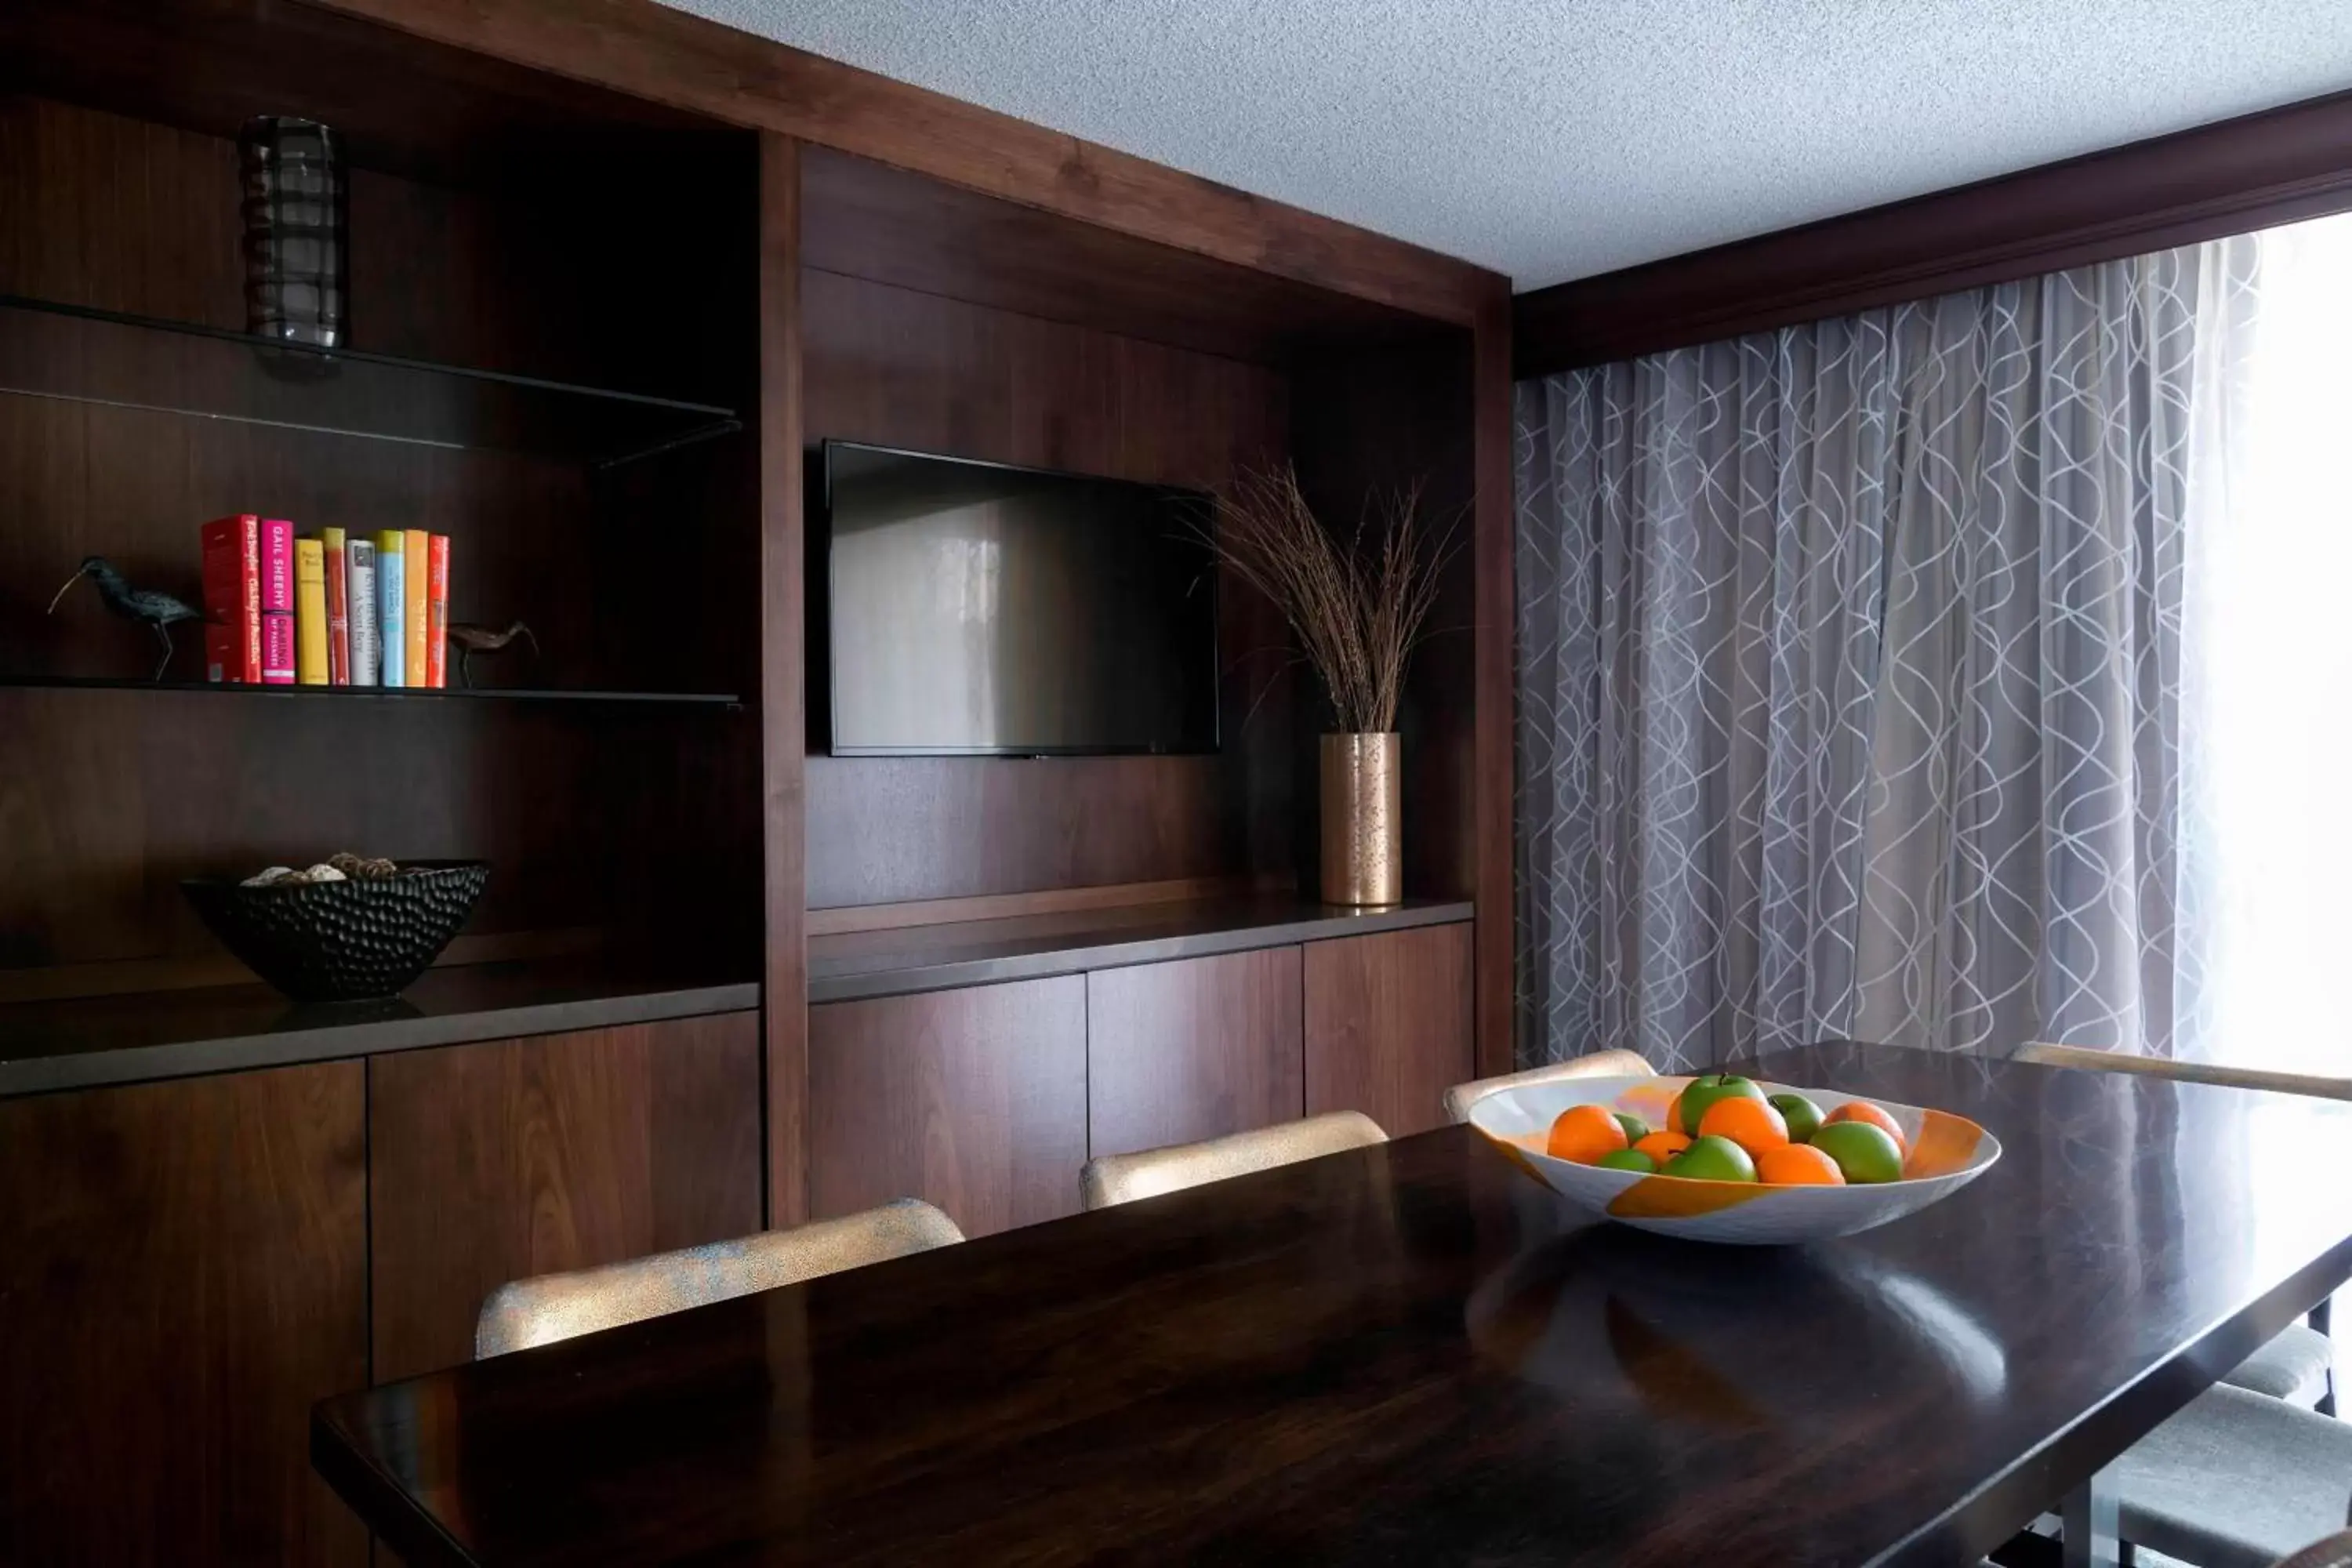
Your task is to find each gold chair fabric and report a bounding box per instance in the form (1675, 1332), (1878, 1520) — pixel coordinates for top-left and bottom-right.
(1080, 1110), (1387, 1210)
(2013, 1042), (2352, 1102)
(473, 1197), (965, 1359)
(1442, 1047), (1655, 1124)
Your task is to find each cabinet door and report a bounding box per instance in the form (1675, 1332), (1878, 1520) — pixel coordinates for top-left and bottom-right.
(1305, 923), (1474, 1137)
(0, 1064), (370, 1568)
(1087, 946), (1304, 1158)
(368, 1013), (763, 1382)
(809, 976), (1087, 1238)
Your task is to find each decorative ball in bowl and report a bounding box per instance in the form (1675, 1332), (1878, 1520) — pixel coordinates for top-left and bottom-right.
(181, 858), (488, 1003)
(1468, 1073), (1999, 1245)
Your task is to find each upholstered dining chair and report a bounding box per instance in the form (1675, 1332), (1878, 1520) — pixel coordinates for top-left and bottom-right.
(2111, 1385), (2352, 1568)
(2015, 1041), (2342, 1412)
(474, 1198), (965, 1358)
(2278, 1530), (2352, 1568)
(1080, 1111), (1387, 1210)
(2013, 1042), (2352, 1568)
(1441, 1047), (1654, 1125)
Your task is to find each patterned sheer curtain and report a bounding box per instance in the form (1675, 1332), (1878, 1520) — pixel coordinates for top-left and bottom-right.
(1513, 234), (2264, 1071)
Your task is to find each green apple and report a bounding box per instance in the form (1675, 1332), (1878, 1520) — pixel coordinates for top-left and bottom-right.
(1809, 1120), (1905, 1184)
(1612, 1111), (1650, 1145)
(1673, 1074), (1767, 1135)
(1595, 1148), (1657, 1174)
(1661, 1134), (1757, 1182)
(1768, 1092), (1824, 1145)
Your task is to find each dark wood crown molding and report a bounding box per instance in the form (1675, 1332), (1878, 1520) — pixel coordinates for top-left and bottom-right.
(1515, 87), (2352, 376)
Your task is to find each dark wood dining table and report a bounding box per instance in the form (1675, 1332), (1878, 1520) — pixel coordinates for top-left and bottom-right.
(314, 1041), (2352, 1566)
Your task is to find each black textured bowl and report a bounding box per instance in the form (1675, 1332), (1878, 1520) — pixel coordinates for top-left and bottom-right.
(182, 860), (489, 1003)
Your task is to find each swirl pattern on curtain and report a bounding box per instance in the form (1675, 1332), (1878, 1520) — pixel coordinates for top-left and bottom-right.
(1515, 239), (2258, 1070)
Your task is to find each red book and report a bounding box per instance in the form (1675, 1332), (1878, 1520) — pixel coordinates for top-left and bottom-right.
(199, 514), (261, 684)
(323, 534), (351, 685)
(425, 533), (451, 688)
(260, 519), (295, 684)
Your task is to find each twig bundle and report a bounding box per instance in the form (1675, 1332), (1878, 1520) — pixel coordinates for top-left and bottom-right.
(1210, 466), (1454, 734)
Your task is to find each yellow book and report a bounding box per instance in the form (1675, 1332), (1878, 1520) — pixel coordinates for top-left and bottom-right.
(402, 527), (430, 688)
(293, 537), (328, 685)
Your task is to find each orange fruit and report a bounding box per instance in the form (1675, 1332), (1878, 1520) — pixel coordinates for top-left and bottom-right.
(1633, 1130), (1691, 1164)
(1825, 1100), (1907, 1152)
(1695, 1095), (1790, 1159)
(1546, 1103), (1631, 1164)
(1755, 1143), (1846, 1185)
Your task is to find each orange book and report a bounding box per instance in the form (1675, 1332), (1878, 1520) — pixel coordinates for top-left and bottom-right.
(401, 527), (429, 687)
(425, 534), (451, 688)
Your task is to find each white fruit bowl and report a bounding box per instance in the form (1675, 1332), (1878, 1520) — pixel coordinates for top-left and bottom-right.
(1468, 1075), (2001, 1245)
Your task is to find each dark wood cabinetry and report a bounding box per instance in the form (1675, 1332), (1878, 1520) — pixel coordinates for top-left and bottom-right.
(0, 1064), (370, 1567)
(367, 1014), (762, 1381)
(807, 977), (1087, 1238)
(1087, 947), (1305, 1157)
(1304, 923), (1475, 1137)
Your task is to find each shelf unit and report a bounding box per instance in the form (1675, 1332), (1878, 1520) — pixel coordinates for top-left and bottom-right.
(0, 292), (742, 468)
(0, 674), (744, 707)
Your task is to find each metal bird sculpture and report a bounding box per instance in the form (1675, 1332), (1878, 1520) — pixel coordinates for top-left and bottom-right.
(445, 619), (539, 688)
(47, 556), (201, 681)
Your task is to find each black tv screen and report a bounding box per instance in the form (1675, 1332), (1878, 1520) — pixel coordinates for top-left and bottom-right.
(818, 441), (1220, 756)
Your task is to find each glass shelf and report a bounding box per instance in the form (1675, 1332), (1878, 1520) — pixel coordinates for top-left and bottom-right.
(0, 675), (742, 709)
(0, 294), (742, 469)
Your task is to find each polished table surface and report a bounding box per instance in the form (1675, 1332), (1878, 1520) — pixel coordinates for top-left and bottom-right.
(313, 1042), (2352, 1566)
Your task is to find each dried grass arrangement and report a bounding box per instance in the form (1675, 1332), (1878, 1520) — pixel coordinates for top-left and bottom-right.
(1210, 465), (1455, 733)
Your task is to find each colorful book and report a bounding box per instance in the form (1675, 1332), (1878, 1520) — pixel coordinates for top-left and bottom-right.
(294, 538), (328, 685)
(260, 519), (295, 684)
(375, 530), (406, 688)
(402, 528), (430, 688)
(321, 526), (350, 685)
(199, 514), (262, 683)
(347, 538), (379, 686)
(425, 534), (451, 689)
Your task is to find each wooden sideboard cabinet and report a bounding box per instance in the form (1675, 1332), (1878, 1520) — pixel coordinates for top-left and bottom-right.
(0, 1063), (371, 1568)
(807, 976), (1089, 1237)
(1086, 947), (1305, 1159)
(804, 919), (1474, 1237)
(368, 1014), (764, 1381)
(1304, 923), (1475, 1138)
(0, 1009), (761, 1566)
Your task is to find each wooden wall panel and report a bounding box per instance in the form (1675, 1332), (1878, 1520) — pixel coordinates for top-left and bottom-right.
(270, 0), (1497, 325)
(0, 1063), (369, 1567)
(760, 132), (809, 1223)
(1303, 924), (1474, 1138)
(367, 1014), (764, 1382)
(800, 267), (1297, 908)
(1087, 947), (1304, 1158)
(0, 94), (761, 981)
(808, 977), (1087, 1238)
(1289, 330), (1479, 904)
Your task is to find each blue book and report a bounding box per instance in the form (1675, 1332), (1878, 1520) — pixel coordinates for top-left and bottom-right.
(375, 530), (405, 688)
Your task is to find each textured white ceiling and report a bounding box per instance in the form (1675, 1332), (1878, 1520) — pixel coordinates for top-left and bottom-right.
(660, 0), (2352, 292)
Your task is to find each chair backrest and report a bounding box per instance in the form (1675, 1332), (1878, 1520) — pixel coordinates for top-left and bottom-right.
(2013, 1042), (2352, 1102)
(1442, 1047), (1654, 1124)
(474, 1198), (965, 1358)
(1080, 1111), (1387, 1210)
(2276, 1530), (2352, 1568)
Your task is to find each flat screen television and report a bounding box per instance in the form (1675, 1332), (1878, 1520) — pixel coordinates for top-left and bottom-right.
(816, 441), (1221, 756)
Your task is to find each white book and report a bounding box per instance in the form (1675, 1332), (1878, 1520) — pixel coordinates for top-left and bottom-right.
(347, 539), (381, 686)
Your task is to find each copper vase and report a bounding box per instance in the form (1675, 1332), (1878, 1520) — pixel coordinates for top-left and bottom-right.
(1319, 732), (1401, 906)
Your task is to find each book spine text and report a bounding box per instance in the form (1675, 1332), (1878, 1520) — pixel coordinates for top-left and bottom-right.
(426, 534), (452, 689)
(376, 530), (406, 688)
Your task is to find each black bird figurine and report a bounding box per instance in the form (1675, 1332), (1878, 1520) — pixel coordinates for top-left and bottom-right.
(47, 556), (201, 681)
(445, 619), (539, 688)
